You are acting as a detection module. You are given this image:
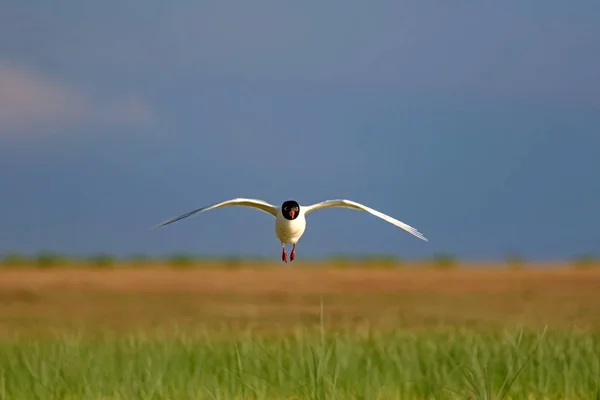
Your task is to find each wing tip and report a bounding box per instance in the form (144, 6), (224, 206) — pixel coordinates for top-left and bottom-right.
(415, 232), (428, 242)
(151, 219), (175, 230)
(408, 227), (428, 242)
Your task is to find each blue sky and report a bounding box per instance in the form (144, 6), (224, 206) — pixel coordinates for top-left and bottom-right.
(0, 0), (598, 260)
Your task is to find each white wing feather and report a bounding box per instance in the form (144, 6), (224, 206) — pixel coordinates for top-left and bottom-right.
(153, 198), (278, 229)
(303, 199), (428, 242)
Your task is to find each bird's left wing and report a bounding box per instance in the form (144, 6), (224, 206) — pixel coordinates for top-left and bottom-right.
(302, 199), (428, 242)
(153, 198), (278, 229)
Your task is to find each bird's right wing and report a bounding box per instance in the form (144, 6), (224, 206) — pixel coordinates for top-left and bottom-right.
(153, 198), (278, 229)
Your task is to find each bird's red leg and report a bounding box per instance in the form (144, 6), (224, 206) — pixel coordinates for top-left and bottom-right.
(290, 244), (296, 261)
(281, 245), (288, 263)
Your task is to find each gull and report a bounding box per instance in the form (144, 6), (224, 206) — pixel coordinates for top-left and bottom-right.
(154, 198), (428, 263)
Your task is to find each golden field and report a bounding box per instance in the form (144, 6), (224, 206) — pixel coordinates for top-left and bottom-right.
(1, 260), (599, 336)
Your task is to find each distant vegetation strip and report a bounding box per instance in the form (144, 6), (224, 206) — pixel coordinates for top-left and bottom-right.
(0, 251), (597, 269)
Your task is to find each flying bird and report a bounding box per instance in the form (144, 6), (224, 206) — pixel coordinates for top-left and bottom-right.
(154, 198), (428, 262)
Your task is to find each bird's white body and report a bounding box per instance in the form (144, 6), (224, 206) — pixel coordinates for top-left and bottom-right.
(154, 197), (427, 262)
(275, 207), (307, 244)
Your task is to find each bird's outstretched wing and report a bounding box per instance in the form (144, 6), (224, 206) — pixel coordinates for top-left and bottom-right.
(153, 198), (278, 229)
(303, 199), (428, 241)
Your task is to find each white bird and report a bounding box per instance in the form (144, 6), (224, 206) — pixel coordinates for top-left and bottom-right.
(154, 198), (428, 263)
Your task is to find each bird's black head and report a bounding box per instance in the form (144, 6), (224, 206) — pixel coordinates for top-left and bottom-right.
(281, 200), (300, 220)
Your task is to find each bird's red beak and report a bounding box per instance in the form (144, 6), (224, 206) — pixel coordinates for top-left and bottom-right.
(289, 210), (295, 218)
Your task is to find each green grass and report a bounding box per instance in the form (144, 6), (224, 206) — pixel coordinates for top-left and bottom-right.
(430, 253), (458, 269)
(572, 254), (598, 269)
(0, 252), (28, 267)
(167, 252), (198, 268)
(0, 328), (599, 399)
(504, 254), (526, 270)
(34, 251), (69, 268)
(87, 253), (117, 268)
